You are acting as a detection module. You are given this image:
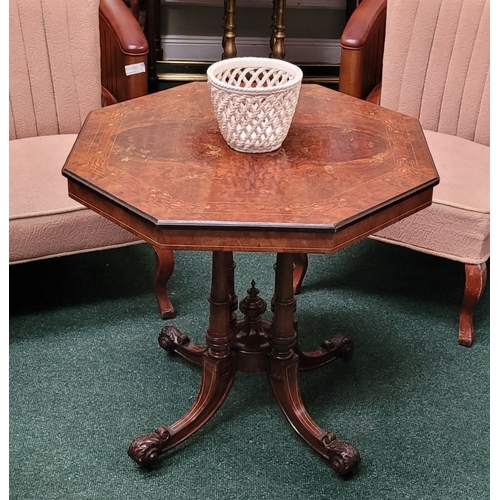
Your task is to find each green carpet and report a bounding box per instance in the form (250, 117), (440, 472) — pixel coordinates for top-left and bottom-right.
(9, 239), (489, 499)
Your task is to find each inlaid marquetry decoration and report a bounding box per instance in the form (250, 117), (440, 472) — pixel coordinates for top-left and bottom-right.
(64, 83), (438, 232)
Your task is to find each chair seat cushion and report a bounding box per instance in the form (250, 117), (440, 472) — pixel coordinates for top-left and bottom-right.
(9, 134), (140, 263)
(372, 130), (490, 264)
(425, 130), (489, 213)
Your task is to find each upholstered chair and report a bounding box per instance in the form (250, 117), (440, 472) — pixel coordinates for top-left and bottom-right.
(335, 0), (489, 346)
(9, 0), (175, 318)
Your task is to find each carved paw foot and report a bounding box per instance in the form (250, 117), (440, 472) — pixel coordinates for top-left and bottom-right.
(322, 432), (360, 476)
(128, 426), (170, 469)
(158, 326), (190, 353)
(322, 334), (354, 361)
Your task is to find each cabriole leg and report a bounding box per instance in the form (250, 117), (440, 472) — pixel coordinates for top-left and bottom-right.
(128, 251), (236, 468)
(152, 246), (175, 319)
(459, 262), (487, 346)
(292, 252), (308, 294)
(267, 253), (360, 476)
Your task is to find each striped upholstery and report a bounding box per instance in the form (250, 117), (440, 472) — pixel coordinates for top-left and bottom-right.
(373, 0), (490, 265)
(380, 0), (489, 146)
(9, 0), (141, 264)
(9, 0), (102, 140)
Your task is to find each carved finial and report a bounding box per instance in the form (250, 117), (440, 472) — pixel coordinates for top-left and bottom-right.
(239, 281), (266, 321)
(248, 280), (259, 297)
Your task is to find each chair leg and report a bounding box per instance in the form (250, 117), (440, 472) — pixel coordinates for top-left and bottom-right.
(292, 253), (308, 295)
(458, 262), (487, 347)
(153, 246), (175, 319)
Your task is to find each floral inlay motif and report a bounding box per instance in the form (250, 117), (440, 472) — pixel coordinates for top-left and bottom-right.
(206, 144), (222, 157)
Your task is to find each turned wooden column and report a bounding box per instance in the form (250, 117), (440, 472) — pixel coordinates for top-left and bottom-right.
(270, 253), (297, 359)
(206, 251), (233, 359)
(270, 0), (286, 59)
(222, 0), (237, 59)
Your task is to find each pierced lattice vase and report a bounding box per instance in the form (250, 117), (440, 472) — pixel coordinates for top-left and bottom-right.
(206, 57), (303, 153)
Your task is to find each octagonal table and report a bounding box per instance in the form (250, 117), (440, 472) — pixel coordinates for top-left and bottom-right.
(62, 82), (439, 477)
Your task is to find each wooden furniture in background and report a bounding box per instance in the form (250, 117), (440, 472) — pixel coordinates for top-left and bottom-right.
(140, 0), (362, 92)
(144, 0), (164, 92)
(62, 82), (438, 476)
(128, 0), (140, 19)
(100, 0), (148, 101)
(338, 0), (385, 101)
(222, 0), (286, 59)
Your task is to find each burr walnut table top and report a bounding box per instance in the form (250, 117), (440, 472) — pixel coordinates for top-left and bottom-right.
(62, 82), (439, 253)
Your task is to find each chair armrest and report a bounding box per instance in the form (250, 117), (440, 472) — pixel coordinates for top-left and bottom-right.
(339, 0), (386, 100)
(99, 0), (149, 103)
(365, 82), (381, 105)
(101, 86), (119, 107)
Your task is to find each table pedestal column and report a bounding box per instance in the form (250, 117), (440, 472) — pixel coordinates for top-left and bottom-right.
(129, 251), (359, 476)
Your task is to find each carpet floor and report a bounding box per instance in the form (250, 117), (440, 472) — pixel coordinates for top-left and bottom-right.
(9, 239), (489, 499)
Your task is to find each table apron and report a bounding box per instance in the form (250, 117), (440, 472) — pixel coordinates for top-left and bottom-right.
(67, 179), (433, 254)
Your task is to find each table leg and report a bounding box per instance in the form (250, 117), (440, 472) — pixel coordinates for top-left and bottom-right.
(270, 0), (286, 59)
(225, 251), (239, 327)
(292, 252), (308, 294)
(296, 334), (354, 371)
(275, 253), (354, 371)
(128, 251), (236, 469)
(156, 252), (237, 366)
(222, 0), (237, 59)
(267, 253), (360, 476)
(152, 246), (175, 319)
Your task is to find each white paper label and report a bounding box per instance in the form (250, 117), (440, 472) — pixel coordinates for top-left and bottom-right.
(125, 62), (146, 76)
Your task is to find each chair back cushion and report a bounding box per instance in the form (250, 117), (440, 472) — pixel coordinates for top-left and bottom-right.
(380, 0), (489, 146)
(9, 0), (102, 140)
